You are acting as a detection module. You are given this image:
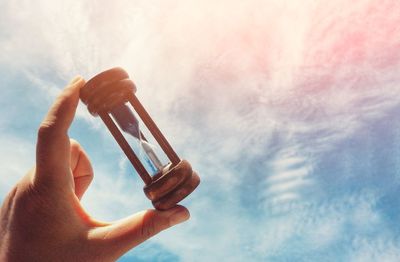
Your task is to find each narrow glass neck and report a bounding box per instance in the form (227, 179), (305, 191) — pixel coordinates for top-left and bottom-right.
(110, 104), (164, 176)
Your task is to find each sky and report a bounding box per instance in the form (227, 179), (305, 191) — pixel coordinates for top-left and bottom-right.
(0, 0), (400, 261)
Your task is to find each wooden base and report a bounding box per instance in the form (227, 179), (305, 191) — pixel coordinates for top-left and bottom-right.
(143, 160), (200, 210)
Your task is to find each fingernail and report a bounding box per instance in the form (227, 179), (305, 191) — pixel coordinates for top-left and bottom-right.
(69, 76), (83, 85)
(169, 208), (190, 226)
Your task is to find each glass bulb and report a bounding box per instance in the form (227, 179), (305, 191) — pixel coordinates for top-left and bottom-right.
(110, 103), (164, 176)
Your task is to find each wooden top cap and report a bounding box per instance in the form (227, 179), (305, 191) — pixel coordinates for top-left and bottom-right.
(80, 67), (136, 116)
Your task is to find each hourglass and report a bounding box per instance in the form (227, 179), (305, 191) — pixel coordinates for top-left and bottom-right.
(80, 68), (200, 210)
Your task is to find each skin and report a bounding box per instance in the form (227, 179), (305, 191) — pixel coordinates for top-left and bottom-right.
(0, 77), (190, 262)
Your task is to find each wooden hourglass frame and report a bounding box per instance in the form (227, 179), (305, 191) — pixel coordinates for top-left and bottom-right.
(80, 68), (200, 210)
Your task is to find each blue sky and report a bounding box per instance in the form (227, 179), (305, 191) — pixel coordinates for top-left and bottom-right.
(1, 0), (400, 261)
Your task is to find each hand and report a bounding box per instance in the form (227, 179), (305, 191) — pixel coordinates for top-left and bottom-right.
(0, 77), (190, 262)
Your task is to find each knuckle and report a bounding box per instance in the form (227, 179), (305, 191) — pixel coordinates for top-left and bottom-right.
(69, 139), (81, 153)
(141, 211), (160, 239)
(142, 220), (156, 238)
(37, 122), (57, 140)
(83, 172), (94, 182)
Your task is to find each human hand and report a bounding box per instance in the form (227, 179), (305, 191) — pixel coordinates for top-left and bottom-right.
(0, 77), (190, 262)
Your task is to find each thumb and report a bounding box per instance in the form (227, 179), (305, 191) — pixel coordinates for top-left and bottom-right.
(89, 206), (190, 259)
(35, 77), (85, 186)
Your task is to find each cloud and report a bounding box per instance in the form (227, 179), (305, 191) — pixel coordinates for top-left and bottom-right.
(0, 135), (34, 196)
(349, 236), (400, 262)
(1, 0), (400, 261)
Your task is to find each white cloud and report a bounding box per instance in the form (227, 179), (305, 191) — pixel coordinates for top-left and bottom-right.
(1, 0), (400, 261)
(350, 236), (400, 262)
(0, 135), (34, 196)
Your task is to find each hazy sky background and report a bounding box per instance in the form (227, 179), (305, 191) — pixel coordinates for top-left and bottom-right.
(1, 0), (400, 261)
